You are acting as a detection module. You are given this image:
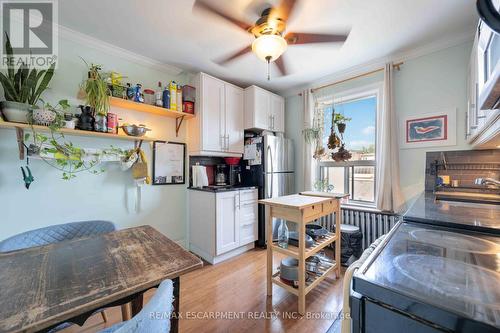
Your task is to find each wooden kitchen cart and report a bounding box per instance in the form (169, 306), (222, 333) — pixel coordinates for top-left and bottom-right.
(259, 193), (346, 315)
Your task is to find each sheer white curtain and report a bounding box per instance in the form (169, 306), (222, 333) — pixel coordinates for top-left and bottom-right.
(302, 89), (316, 191)
(375, 63), (405, 212)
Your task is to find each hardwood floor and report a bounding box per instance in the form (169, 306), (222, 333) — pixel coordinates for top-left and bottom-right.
(63, 248), (345, 333)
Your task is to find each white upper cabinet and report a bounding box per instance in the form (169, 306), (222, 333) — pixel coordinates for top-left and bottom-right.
(244, 85), (285, 132)
(225, 84), (245, 154)
(466, 23), (500, 148)
(189, 73), (244, 156)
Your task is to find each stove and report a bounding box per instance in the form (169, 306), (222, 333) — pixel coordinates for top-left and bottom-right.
(352, 222), (500, 332)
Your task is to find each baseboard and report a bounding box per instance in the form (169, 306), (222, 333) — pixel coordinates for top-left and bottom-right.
(189, 242), (255, 265)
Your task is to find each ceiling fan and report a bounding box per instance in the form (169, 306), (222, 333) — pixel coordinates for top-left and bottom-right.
(193, 0), (349, 80)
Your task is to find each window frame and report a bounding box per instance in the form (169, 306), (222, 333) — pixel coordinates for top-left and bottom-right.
(317, 83), (383, 207)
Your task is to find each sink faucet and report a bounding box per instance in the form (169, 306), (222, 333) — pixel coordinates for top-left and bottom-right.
(474, 178), (500, 188)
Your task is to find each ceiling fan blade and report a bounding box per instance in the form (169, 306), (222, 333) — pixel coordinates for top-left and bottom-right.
(193, 0), (252, 31)
(270, 0), (298, 22)
(215, 45), (252, 65)
(285, 32), (348, 45)
(274, 56), (288, 76)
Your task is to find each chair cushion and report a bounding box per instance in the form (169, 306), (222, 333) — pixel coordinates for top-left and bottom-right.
(0, 220), (116, 252)
(99, 280), (174, 333)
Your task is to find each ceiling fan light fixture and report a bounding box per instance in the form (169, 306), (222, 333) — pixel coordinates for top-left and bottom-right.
(251, 34), (287, 62)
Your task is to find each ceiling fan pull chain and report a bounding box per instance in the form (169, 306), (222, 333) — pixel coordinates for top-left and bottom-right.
(266, 56), (271, 81)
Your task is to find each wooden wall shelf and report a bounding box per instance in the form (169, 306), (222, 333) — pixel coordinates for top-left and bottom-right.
(109, 97), (194, 136)
(0, 120), (157, 160)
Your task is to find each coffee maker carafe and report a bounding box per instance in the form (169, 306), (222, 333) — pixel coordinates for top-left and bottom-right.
(215, 164), (227, 186)
(229, 165), (242, 186)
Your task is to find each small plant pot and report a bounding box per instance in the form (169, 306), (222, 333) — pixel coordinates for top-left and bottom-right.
(0, 101), (32, 123)
(33, 107), (56, 126)
(337, 123), (346, 134)
(27, 144), (40, 156)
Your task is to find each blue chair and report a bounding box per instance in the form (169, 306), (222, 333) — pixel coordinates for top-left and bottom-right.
(0, 220), (116, 332)
(99, 279), (174, 333)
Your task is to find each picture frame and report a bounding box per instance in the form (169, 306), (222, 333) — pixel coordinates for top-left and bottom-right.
(152, 141), (186, 185)
(400, 108), (456, 149)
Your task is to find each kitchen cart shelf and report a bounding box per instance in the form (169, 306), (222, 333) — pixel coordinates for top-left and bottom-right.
(0, 120), (157, 160)
(271, 260), (338, 296)
(270, 231), (338, 259)
(109, 97), (194, 136)
(259, 193), (346, 315)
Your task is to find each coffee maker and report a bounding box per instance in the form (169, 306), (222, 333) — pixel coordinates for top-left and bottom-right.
(228, 165), (242, 186)
(215, 164), (227, 186)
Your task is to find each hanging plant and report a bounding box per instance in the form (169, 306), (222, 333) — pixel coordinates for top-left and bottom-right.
(79, 60), (110, 116)
(333, 113), (351, 134)
(25, 99), (132, 180)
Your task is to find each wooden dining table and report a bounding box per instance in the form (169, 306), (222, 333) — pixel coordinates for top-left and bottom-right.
(0, 225), (203, 333)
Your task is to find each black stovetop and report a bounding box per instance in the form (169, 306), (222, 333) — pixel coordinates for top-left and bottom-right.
(353, 222), (500, 331)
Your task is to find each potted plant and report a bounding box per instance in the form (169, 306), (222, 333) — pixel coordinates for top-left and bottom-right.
(333, 113), (351, 134)
(79, 61), (110, 132)
(0, 33), (56, 123)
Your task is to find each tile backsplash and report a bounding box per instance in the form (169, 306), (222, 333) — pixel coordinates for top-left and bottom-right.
(188, 156), (226, 186)
(425, 149), (500, 193)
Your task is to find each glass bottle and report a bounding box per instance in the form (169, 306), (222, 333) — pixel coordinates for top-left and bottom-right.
(277, 220), (289, 249)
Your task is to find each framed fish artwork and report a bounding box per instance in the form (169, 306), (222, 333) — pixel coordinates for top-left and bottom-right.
(400, 109), (456, 148)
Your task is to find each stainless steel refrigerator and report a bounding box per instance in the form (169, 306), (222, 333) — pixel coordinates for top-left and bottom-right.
(242, 134), (295, 246)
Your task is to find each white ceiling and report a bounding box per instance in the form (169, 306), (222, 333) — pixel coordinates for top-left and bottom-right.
(58, 0), (477, 93)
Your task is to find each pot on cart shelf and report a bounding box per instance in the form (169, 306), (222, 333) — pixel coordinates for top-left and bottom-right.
(32, 107), (56, 126)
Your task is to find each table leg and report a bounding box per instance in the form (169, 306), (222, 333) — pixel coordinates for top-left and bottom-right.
(335, 203), (341, 277)
(121, 303), (131, 321)
(298, 219), (306, 315)
(266, 207), (273, 297)
(131, 294), (144, 317)
(171, 276), (180, 333)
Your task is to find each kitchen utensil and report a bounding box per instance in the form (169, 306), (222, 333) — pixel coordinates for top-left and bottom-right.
(306, 224), (329, 239)
(215, 164), (227, 186)
(288, 231), (314, 248)
(305, 255), (321, 273)
(120, 124), (151, 137)
(76, 105), (95, 131)
(228, 165), (242, 186)
(224, 157), (241, 165)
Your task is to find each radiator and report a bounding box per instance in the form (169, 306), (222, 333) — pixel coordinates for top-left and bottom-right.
(319, 208), (398, 250)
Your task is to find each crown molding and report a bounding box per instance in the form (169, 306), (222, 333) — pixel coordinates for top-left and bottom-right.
(58, 24), (185, 76)
(281, 30), (475, 97)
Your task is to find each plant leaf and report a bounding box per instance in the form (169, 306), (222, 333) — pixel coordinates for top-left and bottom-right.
(20, 68), (37, 103)
(31, 62), (55, 105)
(4, 32), (14, 79)
(0, 72), (19, 101)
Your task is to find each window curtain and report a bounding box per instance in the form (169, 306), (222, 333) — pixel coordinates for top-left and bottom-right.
(375, 63), (405, 212)
(302, 89), (316, 191)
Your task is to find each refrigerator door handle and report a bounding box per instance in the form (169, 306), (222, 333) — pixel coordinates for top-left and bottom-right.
(267, 145), (274, 198)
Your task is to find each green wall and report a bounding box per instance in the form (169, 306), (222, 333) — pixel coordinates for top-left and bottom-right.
(285, 41), (472, 206)
(0, 33), (191, 245)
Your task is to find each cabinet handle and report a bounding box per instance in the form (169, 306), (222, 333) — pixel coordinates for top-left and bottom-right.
(234, 195), (240, 210)
(226, 134), (229, 150)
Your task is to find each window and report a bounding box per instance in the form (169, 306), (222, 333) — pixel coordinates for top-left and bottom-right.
(317, 86), (380, 206)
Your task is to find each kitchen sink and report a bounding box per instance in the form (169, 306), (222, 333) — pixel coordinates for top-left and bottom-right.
(435, 191), (500, 205)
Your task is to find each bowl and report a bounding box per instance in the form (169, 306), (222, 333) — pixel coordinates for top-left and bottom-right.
(224, 157), (241, 165)
(120, 124), (151, 137)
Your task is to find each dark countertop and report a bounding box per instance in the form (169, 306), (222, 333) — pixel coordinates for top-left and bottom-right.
(403, 192), (500, 234)
(188, 186), (257, 193)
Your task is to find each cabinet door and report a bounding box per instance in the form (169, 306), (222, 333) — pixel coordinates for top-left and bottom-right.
(202, 75), (225, 152)
(216, 191), (240, 255)
(225, 85), (244, 153)
(270, 94), (285, 132)
(254, 87), (271, 130)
